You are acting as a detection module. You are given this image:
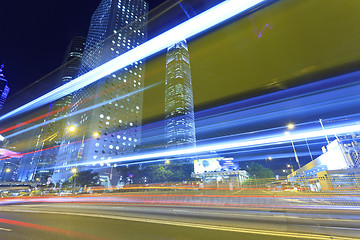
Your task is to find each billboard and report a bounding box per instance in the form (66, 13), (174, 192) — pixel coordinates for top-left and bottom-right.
(194, 157), (235, 174)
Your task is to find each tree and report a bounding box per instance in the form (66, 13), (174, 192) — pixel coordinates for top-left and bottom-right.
(246, 162), (274, 179)
(146, 164), (172, 183)
(145, 162), (193, 183)
(113, 162), (194, 184)
(167, 163), (193, 182)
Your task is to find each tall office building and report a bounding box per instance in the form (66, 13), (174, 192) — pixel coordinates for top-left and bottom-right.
(0, 62), (13, 181)
(165, 40), (196, 150)
(0, 62), (10, 111)
(16, 37), (86, 183)
(53, 0), (148, 185)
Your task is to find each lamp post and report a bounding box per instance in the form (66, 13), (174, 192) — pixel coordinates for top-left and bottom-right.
(265, 156), (272, 167)
(71, 168), (77, 188)
(285, 123), (301, 170)
(286, 124), (309, 188)
(319, 119), (330, 145)
(286, 164), (294, 173)
(304, 138), (314, 161)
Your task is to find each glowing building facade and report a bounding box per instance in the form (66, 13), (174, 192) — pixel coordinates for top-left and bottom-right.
(16, 37), (86, 183)
(0, 63), (10, 111)
(53, 0), (148, 185)
(0, 63), (13, 181)
(165, 40), (196, 149)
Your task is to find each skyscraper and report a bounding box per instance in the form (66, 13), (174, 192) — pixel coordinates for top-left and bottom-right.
(53, 0), (148, 186)
(16, 37), (86, 183)
(164, 40), (196, 150)
(0, 62), (10, 111)
(0, 63), (13, 181)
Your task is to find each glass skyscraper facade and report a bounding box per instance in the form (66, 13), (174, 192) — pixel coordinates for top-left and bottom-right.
(0, 62), (10, 111)
(16, 37), (86, 183)
(165, 40), (196, 149)
(0, 63), (12, 181)
(53, 0), (148, 185)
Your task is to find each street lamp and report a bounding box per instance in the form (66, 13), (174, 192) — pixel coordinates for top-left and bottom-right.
(265, 156), (272, 167)
(71, 168), (77, 188)
(165, 159), (170, 165)
(287, 123), (295, 130)
(319, 119), (330, 144)
(285, 123), (301, 170)
(68, 125), (76, 133)
(93, 132), (100, 138)
(5, 168), (11, 173)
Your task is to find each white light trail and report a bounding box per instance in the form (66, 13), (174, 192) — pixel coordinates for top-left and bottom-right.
(0, 0), (266, 122)
(4, 84), (158, 139)
(63, 123), (360, 168)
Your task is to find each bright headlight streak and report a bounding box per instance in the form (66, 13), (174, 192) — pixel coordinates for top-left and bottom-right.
(4, 84), (157, 139)
(0, 0), (267, 122)
(64, 123), (360, 168)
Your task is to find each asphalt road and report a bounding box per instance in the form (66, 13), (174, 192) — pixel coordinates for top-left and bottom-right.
(0, 203), (359, 240)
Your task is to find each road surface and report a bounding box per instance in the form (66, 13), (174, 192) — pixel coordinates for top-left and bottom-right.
(0, 202), (359, 240)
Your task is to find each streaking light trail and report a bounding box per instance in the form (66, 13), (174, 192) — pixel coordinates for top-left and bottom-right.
(0, 0), (267, 122)
(3, 84), (158, 139)
(62, 123), (360, 168)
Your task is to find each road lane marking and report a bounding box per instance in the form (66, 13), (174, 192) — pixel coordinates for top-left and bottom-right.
(5, 204), (360, 223)
(300, 225), (360, 231)
(19, 204), (50, 207)
(0, 227), (12, 232)
(0, 208), (358, 240)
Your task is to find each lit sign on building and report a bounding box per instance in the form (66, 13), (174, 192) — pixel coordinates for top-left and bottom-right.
(194, 157), (235, 174)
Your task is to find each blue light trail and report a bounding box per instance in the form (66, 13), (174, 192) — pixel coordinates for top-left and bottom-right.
(60, 122), (360, 169)
(0, 0), (267, 122)
(3, 84), (158, 139)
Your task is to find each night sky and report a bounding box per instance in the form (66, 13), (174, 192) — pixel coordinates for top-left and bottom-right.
(0, 0), (166, 97)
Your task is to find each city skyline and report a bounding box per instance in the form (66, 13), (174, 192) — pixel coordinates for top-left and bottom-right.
(1, 0), (359, 183)
(0, 1), (360, 238)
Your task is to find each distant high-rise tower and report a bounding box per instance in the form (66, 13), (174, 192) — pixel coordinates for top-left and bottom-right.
(16, 37), (86, 182)
(0, 62), (10, 111)
(165, 40), (196, 149)
(53, 0), (148, 185)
